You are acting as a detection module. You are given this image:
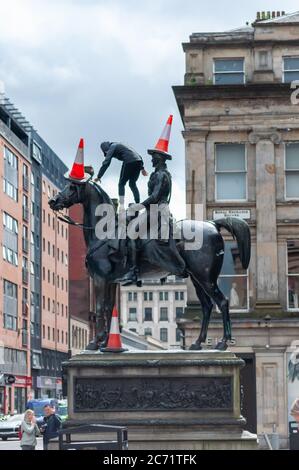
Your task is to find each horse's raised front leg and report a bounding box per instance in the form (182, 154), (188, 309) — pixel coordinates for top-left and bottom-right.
(189, 277), (213, 351)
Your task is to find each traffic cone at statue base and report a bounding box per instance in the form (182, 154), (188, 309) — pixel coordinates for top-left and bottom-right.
(101, 306), (127, 353)
(147, 115), (173, 160)
(64, 138), (92, 184)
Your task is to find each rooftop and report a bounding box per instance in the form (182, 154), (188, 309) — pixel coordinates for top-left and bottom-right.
(188, 11), (299, 43)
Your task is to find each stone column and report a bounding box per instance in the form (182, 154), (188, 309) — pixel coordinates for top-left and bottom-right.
(183, 129), (209, 222)
(183, 130), (209, 307)
(249, 129), (281, 308)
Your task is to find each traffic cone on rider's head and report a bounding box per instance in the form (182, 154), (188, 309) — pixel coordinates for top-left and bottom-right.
(155, 115), (173, 153)
(101, 306), (127, 353)
(148, 115), (173, 160)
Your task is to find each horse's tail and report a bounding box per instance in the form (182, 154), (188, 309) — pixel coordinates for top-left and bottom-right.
(214, 217), (251, 270)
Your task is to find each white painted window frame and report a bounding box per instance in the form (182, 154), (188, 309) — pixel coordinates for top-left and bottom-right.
(213, 58), (245, 85)
(215, 143), (248, 202)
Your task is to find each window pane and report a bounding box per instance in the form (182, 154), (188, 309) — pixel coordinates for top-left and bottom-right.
(287, 241), (299, 274)
(217, 173), (246, 200)
(128, 308), (137, 321)
(221, 241), (246, 275)
(144, 308), (152, 321)
(215, 59), (244, 72)
(218, 276), (248, 310)
(288, 276), (299, 309)
(176, 307), (184, 319)
(160, 307), (168, 321)
(286, 144), (299, 170)
(176, 329), (182, 342)
(216, 144), (246, 171)
(284, 71), (299, 83)
(215, 73), (244, 85)
(284, 58), (299, 70)
(160, 328), (168, 342)
(286, 173), (299, 198)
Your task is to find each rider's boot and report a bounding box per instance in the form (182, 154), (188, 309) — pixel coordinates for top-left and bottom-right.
(121, 238), (139, 286)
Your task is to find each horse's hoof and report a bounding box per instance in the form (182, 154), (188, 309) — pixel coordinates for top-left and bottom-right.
(189, 343), (202, 351)
(215, 341), (228, 351)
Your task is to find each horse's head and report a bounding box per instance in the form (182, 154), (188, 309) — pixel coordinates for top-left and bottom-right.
(48, 180), (86, 211)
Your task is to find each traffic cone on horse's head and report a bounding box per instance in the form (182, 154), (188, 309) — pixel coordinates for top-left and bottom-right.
(64, 138), (91, 183)
(101, 306), (127, 353)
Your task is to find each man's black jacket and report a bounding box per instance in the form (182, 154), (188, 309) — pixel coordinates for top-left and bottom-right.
(97, 143), (144, 179)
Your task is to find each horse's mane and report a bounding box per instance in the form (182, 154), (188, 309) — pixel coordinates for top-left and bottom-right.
(88, 180), (114, 206)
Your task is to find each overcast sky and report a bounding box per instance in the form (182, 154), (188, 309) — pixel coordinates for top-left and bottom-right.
(1, 0), (298, 218)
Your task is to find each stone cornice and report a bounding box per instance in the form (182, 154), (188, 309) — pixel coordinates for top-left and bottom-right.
(182, 129), (210, 141)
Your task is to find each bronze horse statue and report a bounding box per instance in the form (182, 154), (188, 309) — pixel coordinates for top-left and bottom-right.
(49, 178), (251, 351)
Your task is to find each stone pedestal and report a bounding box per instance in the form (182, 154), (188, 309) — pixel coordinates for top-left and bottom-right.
(63, 350), (258, 450)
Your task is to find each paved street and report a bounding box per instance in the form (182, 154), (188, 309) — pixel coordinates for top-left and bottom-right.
(0, 437), (43, 451)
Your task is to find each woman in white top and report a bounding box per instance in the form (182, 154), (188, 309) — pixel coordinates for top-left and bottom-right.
(20, 409), (40, 450)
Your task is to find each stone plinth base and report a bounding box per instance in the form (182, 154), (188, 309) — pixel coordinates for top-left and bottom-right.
(63, 350), (258, 450)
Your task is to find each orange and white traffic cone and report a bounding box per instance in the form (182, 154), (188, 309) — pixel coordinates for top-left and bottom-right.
(101, 306), (127, 353)
(147, 115), (173, 160)
(69, 138), (85, 180)
(154, 114), (173, 153)
(64, 138), (91, 183)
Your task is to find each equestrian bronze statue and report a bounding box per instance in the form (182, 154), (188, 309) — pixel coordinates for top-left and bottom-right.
(49, 131), (251, 352)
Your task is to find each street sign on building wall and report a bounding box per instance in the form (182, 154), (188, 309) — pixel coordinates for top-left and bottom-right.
(213, 210), (251, 220)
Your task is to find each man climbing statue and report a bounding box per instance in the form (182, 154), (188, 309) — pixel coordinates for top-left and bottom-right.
(95, 142), (148, 204)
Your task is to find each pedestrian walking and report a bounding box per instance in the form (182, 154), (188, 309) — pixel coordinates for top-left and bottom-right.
(20, 409), (40, 450)
(41, 404), (62, 450)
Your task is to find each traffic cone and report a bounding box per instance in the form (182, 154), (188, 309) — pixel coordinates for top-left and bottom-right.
(64, 139), (91, 183)
(148, 115), (173, 160)
(69, 138), (85, 179)
(101, 306), (127, 353)
(155, 114), (173, 153)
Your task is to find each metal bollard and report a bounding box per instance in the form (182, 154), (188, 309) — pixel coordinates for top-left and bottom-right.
(271, 424), (280, 450)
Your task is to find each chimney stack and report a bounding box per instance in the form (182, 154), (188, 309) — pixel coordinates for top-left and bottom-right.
(255, 10), (287, 23)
